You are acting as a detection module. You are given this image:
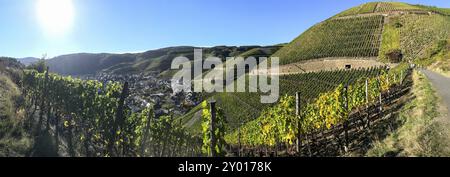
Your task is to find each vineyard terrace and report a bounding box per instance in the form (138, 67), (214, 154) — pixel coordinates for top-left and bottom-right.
(171, 49), (280, 103)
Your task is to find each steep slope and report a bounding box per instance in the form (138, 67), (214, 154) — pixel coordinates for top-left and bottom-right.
(335, 2), (450, 17)
(334, 2), (379, 18)
(0, 58), (31, 156)
(180, 67), (386, 134)
(273, 15), (384, 65)
(46, 53), (137, 75)
(181, 2), (450, 134)
(400, 14), (450, 61)
(273, 2), (450, 66)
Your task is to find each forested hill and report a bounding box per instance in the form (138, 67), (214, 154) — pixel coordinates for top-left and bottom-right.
(45, 45), (283, 76)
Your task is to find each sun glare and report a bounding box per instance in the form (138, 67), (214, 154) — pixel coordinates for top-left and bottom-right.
(37, 0), (75, 35)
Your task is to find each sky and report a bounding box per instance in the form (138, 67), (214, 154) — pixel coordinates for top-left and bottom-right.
(0, 0), (449, 58)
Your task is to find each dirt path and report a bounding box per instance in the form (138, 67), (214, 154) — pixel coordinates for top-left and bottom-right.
(421, 69), (450, 114)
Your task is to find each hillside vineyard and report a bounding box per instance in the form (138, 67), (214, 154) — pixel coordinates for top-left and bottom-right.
(2, 1), (450, 158)
(275, 15), (384, 65)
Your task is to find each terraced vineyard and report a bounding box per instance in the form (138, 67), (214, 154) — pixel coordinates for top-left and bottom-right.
(334, 2), (378, 17)
(4, 1), (449, 158)
(280, 67), (384, 98)
(182, 67), (387, 133)
(176, 1), (450, 156)
(376, 2), (424, 12)
(400, 14), (450, 61)
(225, 64), (410, 149)
(415, 5), (450, 16)
(273, 15), (384, 65)
(335, 2), (449, 18)
(274, 2), (450, 67)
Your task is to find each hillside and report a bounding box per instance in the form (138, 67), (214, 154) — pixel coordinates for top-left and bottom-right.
(0, 57), (24, 84)
(180, 2), (450, 135)
(0, 58), (31, 156)
(46, 45), (282, 76)
(180, 67), (387, 134)
(17, 57), (39, 66)
(272, 2), (450, 66)
(2, 1), (450, 158)
(274, 15), (384, 65)
(335, 2), (450, 17)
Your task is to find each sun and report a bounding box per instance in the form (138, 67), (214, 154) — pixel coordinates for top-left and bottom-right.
(37, 0), (75, 35)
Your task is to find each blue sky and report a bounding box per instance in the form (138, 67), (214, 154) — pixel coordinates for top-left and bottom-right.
(0, 0), (449, 58)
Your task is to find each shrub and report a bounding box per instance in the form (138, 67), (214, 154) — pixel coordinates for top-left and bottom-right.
(386, 49), (403, 63)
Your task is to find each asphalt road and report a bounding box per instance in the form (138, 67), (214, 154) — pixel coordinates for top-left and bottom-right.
(421, 69), (450, 113)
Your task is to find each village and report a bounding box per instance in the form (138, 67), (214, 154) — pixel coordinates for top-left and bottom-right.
(83, 72), (198, 118)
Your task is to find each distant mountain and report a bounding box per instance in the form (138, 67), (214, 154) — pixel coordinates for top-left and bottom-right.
(18, 57), (39, 66)
(45, 45), (283, 76)
(0, 57), (24, 69)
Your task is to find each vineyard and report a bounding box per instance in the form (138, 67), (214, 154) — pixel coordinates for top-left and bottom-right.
(272, 2), (450, 66)
(400, 14), (450, 61)
(181, 67), (388, 133)
(231, 82), (412, 157)
(414, 5), (450, 16)
(279, 67), (384, 98)
(273, 15), (384, 65)
(375, 2), (424, 13)
(334, 2), (378, 18)
(4, 1), (449, 158)
(335, 2), (450, 18)
(22, 69), (202, 157)
(224, 64), (411, 156)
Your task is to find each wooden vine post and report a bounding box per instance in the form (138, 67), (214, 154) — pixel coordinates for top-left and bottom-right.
(400, 71), (403, 85)
(365, 79), (369, 104)
(46, 69), (52, 131)
(67, 114), (75, 157)
(386, 66), (391, 95)
(365, 79), (370, 127)
(343, 84), (349, 152)
(238, 117), (241, 157)
(209, 99), (217, 157)
(140, 106), (154, 157)
(295, 92), (301, 154)
(37, 66), (49, 135)
(394, 73), (397, 84)
(108, 81), (129, 157)
(378, 75), (383, 113)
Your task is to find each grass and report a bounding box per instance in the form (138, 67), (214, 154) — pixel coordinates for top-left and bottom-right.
(419, 39), (450, 77)
(0, 74), (32, 157)
(378, 17), (401, 62)
(0, 75), (20, 120)
(428, 59), (450, 77)
(367, 70), (450, 157)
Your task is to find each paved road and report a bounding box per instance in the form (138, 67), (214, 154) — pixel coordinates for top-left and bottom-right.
(421, 69), (450, 113)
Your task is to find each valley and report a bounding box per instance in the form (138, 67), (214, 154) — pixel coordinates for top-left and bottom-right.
(2, 1), (450, 157)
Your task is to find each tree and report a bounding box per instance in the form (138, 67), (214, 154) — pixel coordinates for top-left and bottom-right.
(28, 59), (47, 73)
